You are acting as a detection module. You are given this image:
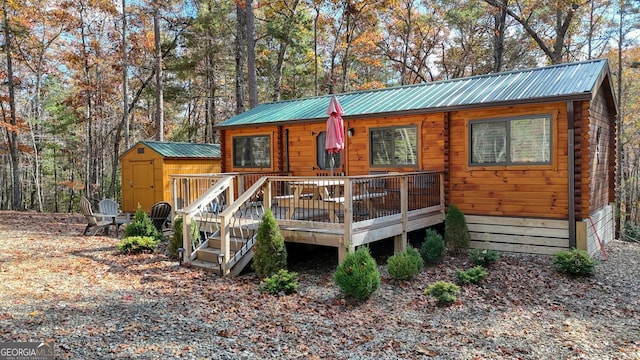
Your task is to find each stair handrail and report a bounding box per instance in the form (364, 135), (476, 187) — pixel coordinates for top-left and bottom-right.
(217, 176), (269, 275)
(179, 175), (235, 262)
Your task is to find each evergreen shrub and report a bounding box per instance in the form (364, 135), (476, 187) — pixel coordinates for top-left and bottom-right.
(444, 204), (470, 255)
(469, 248), (500, 267)
(421, 229), (446, 264)
(124, 207), (162, 241)
(334, 247), (381, 300)
(168, 216), (183, 258)
(252, 209), (287, 277)
(387, 247), (423, 280)
(455, 266), (488, 285)
(552, 249), (595, 277)
(259, 269), (299, 295)
(117, 236), (159, 254)
(424, 281), (460, 306)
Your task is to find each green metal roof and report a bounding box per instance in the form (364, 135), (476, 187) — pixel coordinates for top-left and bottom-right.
(137, 141), (221, 158)
(218, 59), (614, 127)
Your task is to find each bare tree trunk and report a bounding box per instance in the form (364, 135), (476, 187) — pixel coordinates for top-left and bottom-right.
(313, 2), (320, 96)
(154, 0), (164, 141)
(246, 0), (258, 108)
(340, 7), (353, 93)
(483, 0), (579, 64)
(122, 0), (129, 149)
(22, 21), (59, 211)
(79, 6), (96, 200)
(205, 36), (215, 143)
(615, 4), (623, 238)
(235, 1), (246, 115)
(3, 0), (22, 210)
(272, 0), (300, 101)
(492, 0), (507, 72)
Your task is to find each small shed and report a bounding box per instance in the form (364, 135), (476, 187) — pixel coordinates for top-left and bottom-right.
(120, 141), (221, 213)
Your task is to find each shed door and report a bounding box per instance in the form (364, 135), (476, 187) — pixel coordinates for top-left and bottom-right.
(130, 160), (155, 211)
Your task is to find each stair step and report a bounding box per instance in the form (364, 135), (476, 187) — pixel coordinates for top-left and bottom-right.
(189, 259), (222, 274)
(208, 237), (247, 251)
(196, 247), (236, 263)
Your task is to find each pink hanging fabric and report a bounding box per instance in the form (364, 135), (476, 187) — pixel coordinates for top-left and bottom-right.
(325, 96), (344, 155)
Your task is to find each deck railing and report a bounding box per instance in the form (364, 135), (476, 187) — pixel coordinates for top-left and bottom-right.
(180, 175), (235, 261)
(170, 171), (290, 214)
(267, 171), (443, 225)
(170, 173), (224, 215)
(176, 170), (444, 274)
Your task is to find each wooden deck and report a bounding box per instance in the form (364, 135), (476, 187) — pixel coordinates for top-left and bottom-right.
(178, 171), (445, 275)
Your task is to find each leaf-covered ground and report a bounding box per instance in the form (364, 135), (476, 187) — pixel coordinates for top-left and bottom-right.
(1, 210), (638, 359)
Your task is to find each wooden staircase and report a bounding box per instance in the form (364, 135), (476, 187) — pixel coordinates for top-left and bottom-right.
(181, 175), (266, 276)
(190, 235), (252, 275)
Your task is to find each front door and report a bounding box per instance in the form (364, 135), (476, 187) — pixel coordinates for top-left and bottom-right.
(129, 160), (155, 212)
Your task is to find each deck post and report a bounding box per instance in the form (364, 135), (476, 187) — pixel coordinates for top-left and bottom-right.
(263, 179), (272, 210)
(182, 212), (192, 262)
(220, 214), (230, 276)
(171, 177), (177, 213)
(439, 172), (446, 216)
(395, 174), (408, 254)
(340, 178), (354, 263)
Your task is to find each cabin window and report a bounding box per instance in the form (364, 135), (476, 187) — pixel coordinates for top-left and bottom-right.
(370, 126), (418, 167)
(316, 131), (342, 170)
(470, 115), (551, 166)
(232, 135), (271, 168)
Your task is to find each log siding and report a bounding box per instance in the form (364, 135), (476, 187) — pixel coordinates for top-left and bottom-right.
(585, 88), (616, 214)
(449, 102), (569, 219)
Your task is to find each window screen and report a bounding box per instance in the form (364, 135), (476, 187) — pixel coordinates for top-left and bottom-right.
(470, 115), (551, 165)
(370, 126), (417, 167)
(232, 135), (271, 168)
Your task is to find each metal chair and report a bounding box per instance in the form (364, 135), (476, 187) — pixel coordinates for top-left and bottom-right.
(80, 196), (113, 236)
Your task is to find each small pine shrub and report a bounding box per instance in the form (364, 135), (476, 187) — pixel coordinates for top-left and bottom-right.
(424, 281), (460, 306)
(469, 248), (500, 267)
(552, 249), (595, 277)
(117, 236), (159, 254)
(387, 247), (423, 280)
(334, 247), (381, 300)
(421, 229), (446, 264)
(168, 216), (183, 258)
(455, 266), (488, 285)
(253, 209), (287, 277)
(444, 204), (470, 255)
(259, 269), (299, 295)
(124, 207), (162, 241)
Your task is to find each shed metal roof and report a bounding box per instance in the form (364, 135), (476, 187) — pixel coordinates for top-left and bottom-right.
(136, 141), (221, 158)
(218, 59), (613, 128)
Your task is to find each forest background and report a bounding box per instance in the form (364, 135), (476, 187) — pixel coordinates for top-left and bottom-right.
(1, 0), (640, 238)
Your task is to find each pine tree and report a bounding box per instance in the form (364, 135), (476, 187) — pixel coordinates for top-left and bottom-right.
(444, 204), (470, 255)
(252, 209), (287, 277)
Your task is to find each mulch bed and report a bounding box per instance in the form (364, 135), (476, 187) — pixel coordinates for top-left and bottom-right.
(1, 210), (638, 359)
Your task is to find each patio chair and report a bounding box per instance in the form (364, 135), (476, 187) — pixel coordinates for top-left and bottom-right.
(98, 198), (130, 232)
(80, 196), (113, 236)
(149, 201), (172, 233)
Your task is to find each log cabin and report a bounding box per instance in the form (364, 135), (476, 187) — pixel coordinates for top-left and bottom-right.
(177, 59), (617, 275)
